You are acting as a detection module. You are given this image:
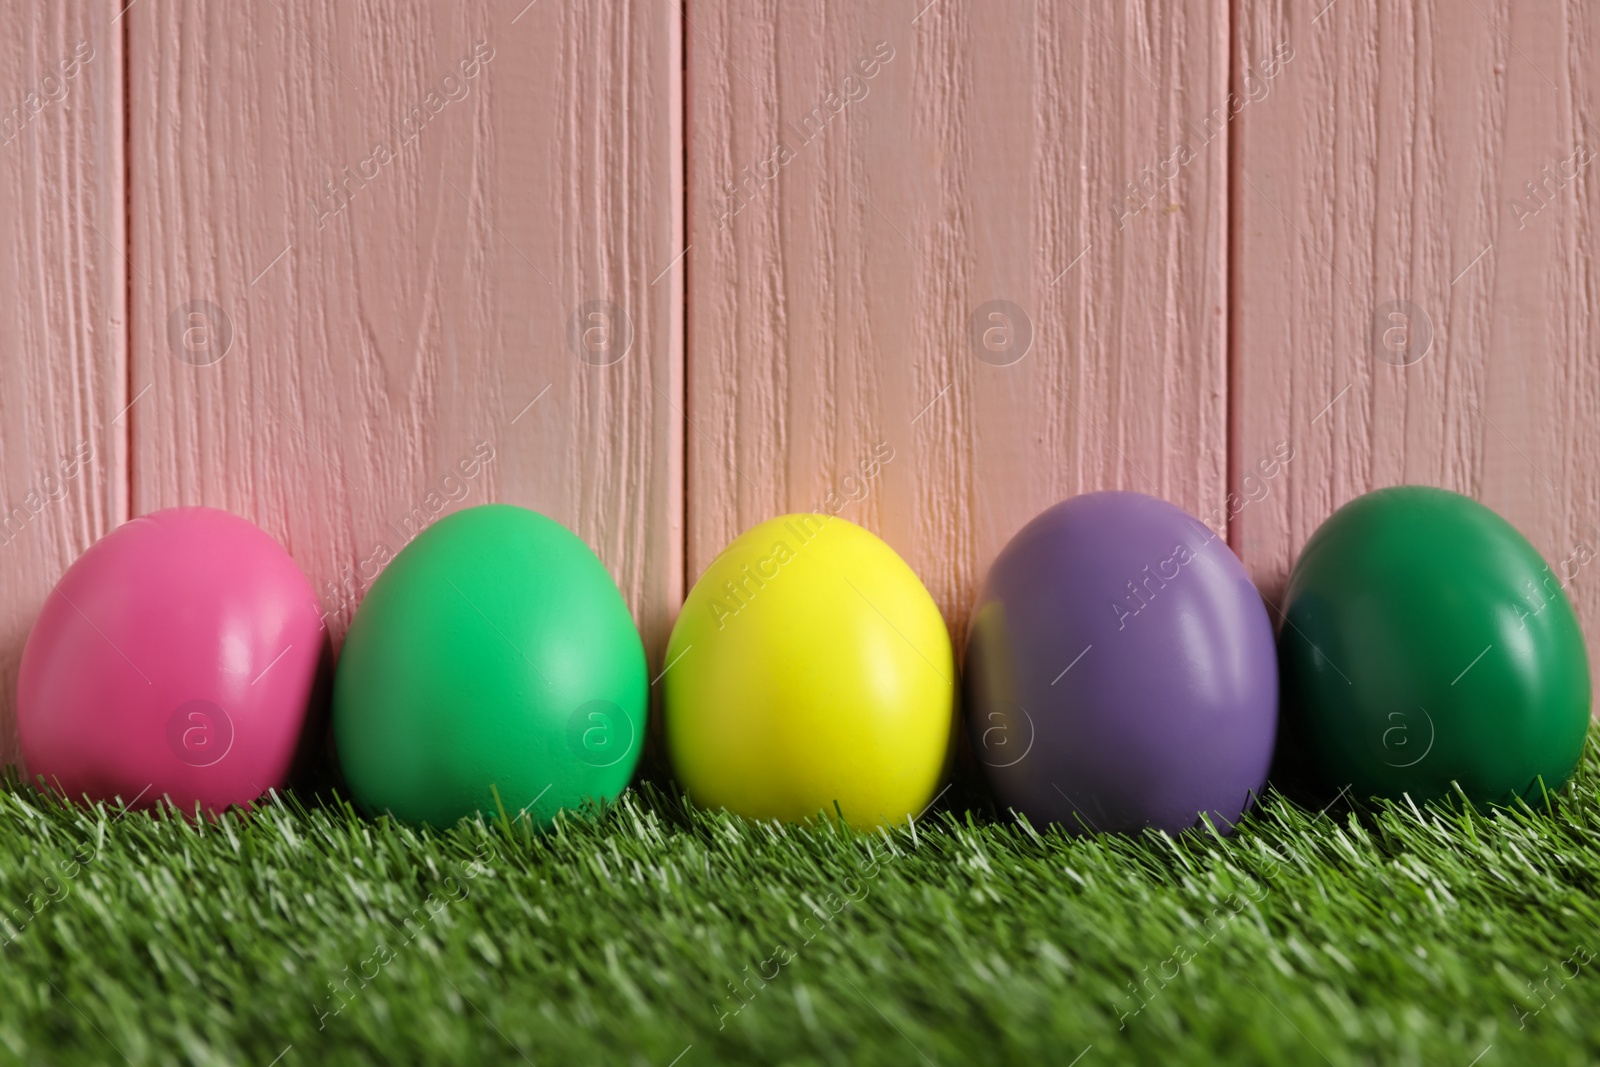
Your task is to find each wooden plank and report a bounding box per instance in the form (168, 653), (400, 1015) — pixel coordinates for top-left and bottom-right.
(127, 3), (682, 657)
(0, 5), (125, 766)
(1233, 3), (1600, 676)
(687, 0), (1230, 636)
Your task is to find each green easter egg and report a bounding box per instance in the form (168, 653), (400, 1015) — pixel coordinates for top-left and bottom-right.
(1280, 486), (1590, 805)
(332, 505), (647, 827)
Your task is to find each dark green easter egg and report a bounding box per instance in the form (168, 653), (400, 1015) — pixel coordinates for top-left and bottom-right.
(332, 505), (647, 827)
(1280, 486), (1589, 805)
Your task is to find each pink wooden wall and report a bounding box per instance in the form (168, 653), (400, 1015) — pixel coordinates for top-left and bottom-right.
(0, 1), (1595, 766)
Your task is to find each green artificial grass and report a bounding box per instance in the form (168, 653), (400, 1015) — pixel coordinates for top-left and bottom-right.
(3, 739), (1600, 1066)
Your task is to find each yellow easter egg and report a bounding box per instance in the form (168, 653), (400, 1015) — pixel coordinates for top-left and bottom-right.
(664, 514), (955, 827)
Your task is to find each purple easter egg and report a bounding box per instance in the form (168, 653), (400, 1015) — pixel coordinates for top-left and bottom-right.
(965, 492), (1277, 834)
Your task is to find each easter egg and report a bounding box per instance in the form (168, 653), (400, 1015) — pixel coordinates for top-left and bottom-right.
(965, 492), (1277, 834)
(1279, 486), (1590, 805)
(331, 504), (646, 828)
(18, 507), (324, 812)
(664, 514), (955, 827)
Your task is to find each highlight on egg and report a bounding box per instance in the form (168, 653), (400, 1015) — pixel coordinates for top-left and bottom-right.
(18, 507), (325, 814)
(664, 513), (955, 828)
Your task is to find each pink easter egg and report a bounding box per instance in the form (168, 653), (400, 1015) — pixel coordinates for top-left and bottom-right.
(18, 507), (324, 813)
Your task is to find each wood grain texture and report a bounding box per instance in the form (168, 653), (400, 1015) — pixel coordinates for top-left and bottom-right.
(1233, 3), (1600, 672)
(687, 0), (1230, 640)
(127, 2), (682, 657)
(0, 5), (124, 766)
